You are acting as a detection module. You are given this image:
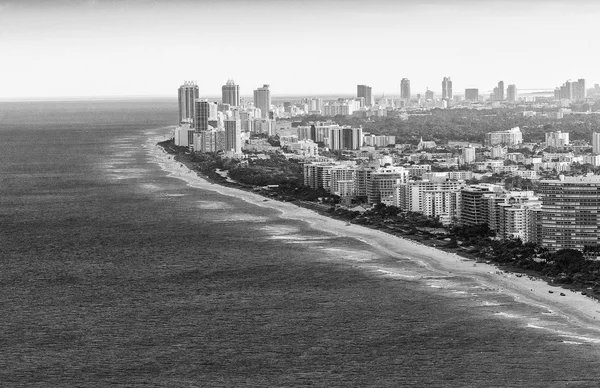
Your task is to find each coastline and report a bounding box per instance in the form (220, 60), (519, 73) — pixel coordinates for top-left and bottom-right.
(150, 137), (600, 338)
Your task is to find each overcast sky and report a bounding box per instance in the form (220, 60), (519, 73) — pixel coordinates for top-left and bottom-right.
(0, 0), (598, 99)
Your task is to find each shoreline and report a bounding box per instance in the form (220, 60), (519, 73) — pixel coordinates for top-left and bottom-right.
(150, 136), (600, 337)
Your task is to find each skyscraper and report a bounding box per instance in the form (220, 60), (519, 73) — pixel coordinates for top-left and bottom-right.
(178, 81), (199, 127)
(357, 85), (372, 107)
(222, 79), (240, 107)
(593, 132), (600, 154)
(507, 84), (517, 103)
(425, 89), (434, 100)
(442, 77), (452, 100)
(495, 81), (505, 101)
(253, 84), (271, 118)
(194, 100), (210, 132)
(224, 119), (242, 154)
(574, 79), (586, 101)
(556, 79), (585, 100)
(400, 78), (410, 101)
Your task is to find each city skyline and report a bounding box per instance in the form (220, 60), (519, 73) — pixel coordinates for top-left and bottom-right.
(1, 0), (599, 99)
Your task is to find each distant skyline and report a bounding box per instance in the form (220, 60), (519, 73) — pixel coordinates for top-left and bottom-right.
(1, 0), (599, 99)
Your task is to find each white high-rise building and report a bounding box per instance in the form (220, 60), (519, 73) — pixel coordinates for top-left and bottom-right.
(593, 132), (600, 154)
(396, 180), (466, 225)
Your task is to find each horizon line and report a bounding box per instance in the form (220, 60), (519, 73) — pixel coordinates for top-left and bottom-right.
(0, 89), (558, 103)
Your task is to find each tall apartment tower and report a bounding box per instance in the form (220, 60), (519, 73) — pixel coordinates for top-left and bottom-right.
(253, 84), (271, 118)
(593, 132), (600, 154)
(539, 176), (600, 251)
(574, 79), (586, 101)
(442, 77), (452, 100)
(357, 84), (372, 107)
(507, 84), (517, 103)
(222, 79), (240, 107)
(400, 78), (411, 101)
(194, 100), (210, 132)
(496, 81), (505, 101)
(178, 81), (199, 127)
(224, 119), (242, 154)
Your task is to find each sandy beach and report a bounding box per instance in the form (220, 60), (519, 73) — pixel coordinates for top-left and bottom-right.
(148, 136), (600, 342)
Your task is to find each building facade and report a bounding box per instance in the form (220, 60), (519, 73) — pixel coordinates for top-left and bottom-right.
(178, 81), (199, 126)
(357, 84), (373, 107)
(539, 176), (600, 251)
(253, 84), (271, 118)
(442, 77), (452, 100)
(222, 79), (240, 107)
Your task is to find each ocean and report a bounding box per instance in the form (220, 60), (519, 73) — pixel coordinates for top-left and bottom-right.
(2, 100), (600, 387)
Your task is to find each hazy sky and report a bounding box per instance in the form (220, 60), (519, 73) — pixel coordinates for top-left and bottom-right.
(1, 0), (599, 99)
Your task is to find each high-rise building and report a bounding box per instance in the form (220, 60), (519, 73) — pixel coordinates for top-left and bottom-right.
(574, 79), (586, 101)
(222, 79), (240, 107)
(397, 180), (466, 225)
(507, 84), (517, 103)
(442, 77), (452, 100)
(460, 184), (505, 226)
(556, 79), (586, 101)
(465, 88), (479, 101)
(368, 166), (409, 205)
(253, 84), (271, 118)
(224, 119), (241, 154)
(496, 81), (505, 101)
(425, 89), (434, 100)
(539, 176), (600, 251)
(357, 84), (372, 107)
(178, 81), (199, 127)
(194, 100), (210, 132)
(341, 126), (363, 150)
(400, 78), (410, 101)
(593, 132), (600, 154)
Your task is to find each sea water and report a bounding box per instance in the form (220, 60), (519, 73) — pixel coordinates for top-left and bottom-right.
(2, 100), (600, 387)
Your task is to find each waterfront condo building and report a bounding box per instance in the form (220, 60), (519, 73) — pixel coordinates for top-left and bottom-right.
(253, 84), (271, 119)
(367, 166), (409, 205)
(460, 184), (505, 226)
(396, 180), (466, 225)
(222, 79), (240, 107)
(538, 175), (600, 252)
(178, 81), (199, 127)
(303, 163), (337, 191)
